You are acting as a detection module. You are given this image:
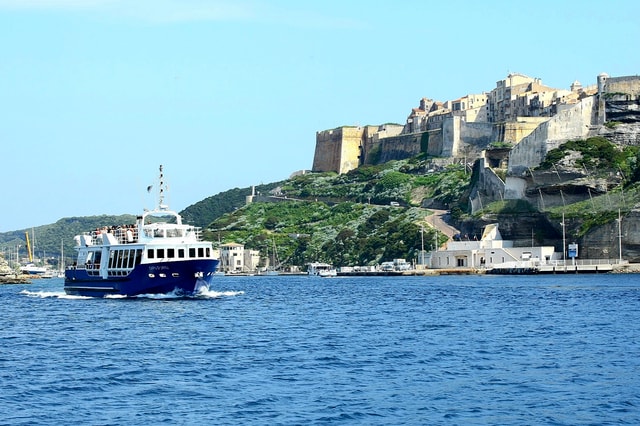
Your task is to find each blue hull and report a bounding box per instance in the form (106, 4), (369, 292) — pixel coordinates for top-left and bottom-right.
(64, 259), (220, 297)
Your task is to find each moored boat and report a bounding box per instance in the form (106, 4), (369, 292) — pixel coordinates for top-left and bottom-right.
(307, 262), (337, 277)
(20, 263), (47, 275)
(64, 166), (220, 297)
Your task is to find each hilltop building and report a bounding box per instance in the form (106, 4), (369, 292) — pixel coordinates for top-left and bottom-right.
(311, 72), (640, 215)
(311, 72), (617, 178)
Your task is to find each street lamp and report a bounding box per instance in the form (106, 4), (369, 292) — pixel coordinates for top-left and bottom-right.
(617, 209), (623, 263)
(561, 212), (566, 267)
(419, 225), (426, 265)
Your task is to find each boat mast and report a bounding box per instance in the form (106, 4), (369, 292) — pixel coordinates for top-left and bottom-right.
(60, 239), (64, 273)
(158, 164), (168, 210)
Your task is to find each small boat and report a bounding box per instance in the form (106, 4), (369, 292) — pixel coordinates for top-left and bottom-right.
(21, 230), (46, 275)
(307, 262), (337, 277)
(262, 239), (280, 276)
(64, 166), (220, 297)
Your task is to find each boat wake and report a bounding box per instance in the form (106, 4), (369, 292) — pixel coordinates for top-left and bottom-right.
(123, 288), (245, 300)
(20, 288), (244, 300)
(20, 290), (91, 300)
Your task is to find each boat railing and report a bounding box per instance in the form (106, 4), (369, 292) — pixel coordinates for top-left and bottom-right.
(79, 225), (204, 246)
(87, 228), (140, 245)
(548, 258), (628, 266)
(140, 225), (203, 240)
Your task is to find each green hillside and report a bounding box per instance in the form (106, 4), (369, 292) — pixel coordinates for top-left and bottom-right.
(202, 156), (469, 268)
(180, 181), (286, 228)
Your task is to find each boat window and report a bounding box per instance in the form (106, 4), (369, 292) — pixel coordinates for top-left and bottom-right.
(189, 248), (196, 258)
(198, 247), (204, 258)
(117, 251), (125, 268)
(157, 248), (165, 259)
(206, 247), (210, 257)
(135, 250), (143, 266)
(128, 250), (135, 268)
(178, 248), (185, 258)
(166, 228), (183, 238)
(148, 249), (155, 259)
(167, 248), (175, 258)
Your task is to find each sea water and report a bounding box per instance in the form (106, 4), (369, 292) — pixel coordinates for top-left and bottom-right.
(1, 274), (639, 425)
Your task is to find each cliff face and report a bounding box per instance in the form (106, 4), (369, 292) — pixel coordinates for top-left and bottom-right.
(457, 213), (562, 249)
(581, 210), (640, 263)
(599, 122), (640, 147)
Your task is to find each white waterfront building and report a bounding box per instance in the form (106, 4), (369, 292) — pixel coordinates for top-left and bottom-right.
(219, 242), (260, 273)
(429, 223), (561, 270)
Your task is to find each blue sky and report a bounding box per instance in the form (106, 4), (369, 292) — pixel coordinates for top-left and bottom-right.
(1, 0), (639, 231)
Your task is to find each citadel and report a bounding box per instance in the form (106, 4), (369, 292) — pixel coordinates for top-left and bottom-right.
(312, 72), (640, 212)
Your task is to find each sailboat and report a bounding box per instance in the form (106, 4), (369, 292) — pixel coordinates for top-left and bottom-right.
(265, 239), (280, 275)
(57, 240), (65, 278)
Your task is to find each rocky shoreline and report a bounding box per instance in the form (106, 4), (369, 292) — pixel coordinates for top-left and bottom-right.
(612, 263), (640, 273)
(0, 275), (32, 284)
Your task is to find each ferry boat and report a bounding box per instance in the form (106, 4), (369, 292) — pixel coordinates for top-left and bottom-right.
(64, 166), (220, 297)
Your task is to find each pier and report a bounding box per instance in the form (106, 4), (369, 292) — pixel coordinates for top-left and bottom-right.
(488, 259), (633, 275)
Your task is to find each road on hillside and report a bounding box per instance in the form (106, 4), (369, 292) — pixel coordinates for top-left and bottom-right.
(424, 209), (460, 240)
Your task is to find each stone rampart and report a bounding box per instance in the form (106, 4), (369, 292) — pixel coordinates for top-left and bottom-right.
(469, 159), (506, 214)
(461, 121), (494, 147)
(507, 96), (596, 177)
(426, 129), (444, 157)
(605, 75), (640, 97)
(376, 133), (423, 163)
